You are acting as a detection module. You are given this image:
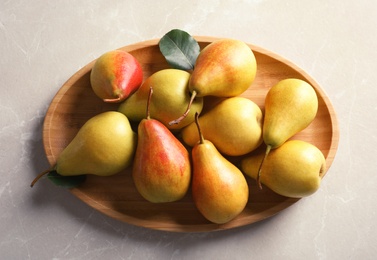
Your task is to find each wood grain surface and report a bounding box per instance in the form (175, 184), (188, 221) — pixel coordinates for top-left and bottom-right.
(42, 37), (339, 232)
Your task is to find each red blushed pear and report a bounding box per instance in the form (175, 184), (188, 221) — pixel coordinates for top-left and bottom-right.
(132, 87), (191, 203)
(90, 50), (143, 103)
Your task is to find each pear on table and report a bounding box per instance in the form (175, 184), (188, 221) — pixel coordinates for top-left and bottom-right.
(132, 87), (191, 203)
(257, 78), (319, 188)
(169, 39), (257, 125)
(119, 69), (203, 130)
(181, 97), (263, 156)
(191, 113), (249, 224)
(241, 140), (326, 198)
(31, 111), (137, 187)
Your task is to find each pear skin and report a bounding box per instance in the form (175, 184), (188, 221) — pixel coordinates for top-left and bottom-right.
(132, 118), (191, 203)
(90, 50), (143, 103)
(241, 140), (326, 198)
(57, 111), (137, 176)
(263, 78), (318, 149)
(191, 113), (249, 224)
(189, 39), (257, 97)
(118, 69), (203, 130)
(192, 140), (249, 224)
(256, 78), (319, 188)
(181, 97), (263, 156)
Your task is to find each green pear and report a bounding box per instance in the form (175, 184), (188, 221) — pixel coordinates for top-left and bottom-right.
(132, 87), (191, 203)
(257, 78), (318, 188)
(181, 97), (263, 156)
(191, 113), (249, 224)
(118, 69), (203, 130)
(169, 39), (257, 125)
(31, 111), (137, 186)
(241, 140), (326, 198)
(263, 78), (318, 149)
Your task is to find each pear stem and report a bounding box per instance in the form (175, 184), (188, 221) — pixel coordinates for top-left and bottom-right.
(194, 112), (205, 144)
(168, 90), (197, 125)
(103, 96), (122, 103)
(30, 168), (54, 187)
(319, 162), (326, 179)
(146, 86), (153, 120)
(256, 145), (272, 190)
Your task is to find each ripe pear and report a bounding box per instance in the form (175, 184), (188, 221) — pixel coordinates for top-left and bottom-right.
(31, 111), (137, 187)
(191, 113), (249, 224)
(181, 97), (263, 156)
(241, 140), (326, 198)
(263, 78), (318, 149)
(118, 69), (203, 130)
(169, 39), (257, 125)
(90, 50), (143, 103)
(190, 39), (257, 97)
(132, 87), (191, 203)
(257, 78), (318, 188)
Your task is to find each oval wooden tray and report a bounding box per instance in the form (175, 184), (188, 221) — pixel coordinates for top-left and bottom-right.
(43, 36), (339, 232)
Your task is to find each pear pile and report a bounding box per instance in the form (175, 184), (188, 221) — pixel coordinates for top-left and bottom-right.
(32, 37), (326, 225)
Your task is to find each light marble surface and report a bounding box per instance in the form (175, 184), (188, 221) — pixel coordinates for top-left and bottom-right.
(1, 0), (376, 259)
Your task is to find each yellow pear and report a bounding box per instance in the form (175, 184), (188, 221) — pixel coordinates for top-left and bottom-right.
(263, 78), (318, 149)
(181, 97), (263, 156)
(55, 111), (136, 176)
(31, 111), (137, 187)
(191, 113), (249, 224)
(118, 69), (203, 130)
(241, 140), (326, 198)
(169, 39), (257, 125)
(257, 78), (318, 187)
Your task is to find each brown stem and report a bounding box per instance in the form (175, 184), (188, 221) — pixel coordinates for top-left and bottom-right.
(30, 168), (54, 187)
(194, 112), (205, 144)
(169, 90), (197, 125)
(256, 145), (271, 190)
(319, 161), (327, 179)
(103, 96), (121, 103)
(146, 86), (153, 120)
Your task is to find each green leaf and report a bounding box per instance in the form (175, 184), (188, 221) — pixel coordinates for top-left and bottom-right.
(47, 170), (86, 188)
(159, 29), (200, 71)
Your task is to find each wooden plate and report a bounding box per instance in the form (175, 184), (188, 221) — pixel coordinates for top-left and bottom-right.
(43, 36), (339, 232)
